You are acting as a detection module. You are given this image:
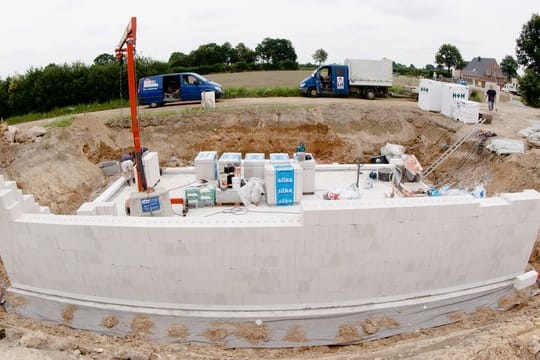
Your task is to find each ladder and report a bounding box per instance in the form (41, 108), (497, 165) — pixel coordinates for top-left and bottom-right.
(422, 118), (486, 178)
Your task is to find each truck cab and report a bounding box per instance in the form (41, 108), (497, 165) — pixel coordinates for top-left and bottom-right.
(299, 65), (349, 97)
(138, 72), (224, 107)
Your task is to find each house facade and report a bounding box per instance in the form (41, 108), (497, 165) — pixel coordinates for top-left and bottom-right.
(461, 57), (506, 88)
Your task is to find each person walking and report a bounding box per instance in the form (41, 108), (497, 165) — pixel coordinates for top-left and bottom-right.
(120, 153), (135, 186)
(486, 85), (497, 112)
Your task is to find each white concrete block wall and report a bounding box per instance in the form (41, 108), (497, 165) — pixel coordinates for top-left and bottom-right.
(1, 179), (540, 311)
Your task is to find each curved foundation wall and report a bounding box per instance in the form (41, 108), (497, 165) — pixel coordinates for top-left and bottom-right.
(1, 175), (540, 346)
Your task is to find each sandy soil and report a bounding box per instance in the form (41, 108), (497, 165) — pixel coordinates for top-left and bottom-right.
(1, 96), (540, 359)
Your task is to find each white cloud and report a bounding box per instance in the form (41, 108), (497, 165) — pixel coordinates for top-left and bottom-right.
(0, 0), (538, 78)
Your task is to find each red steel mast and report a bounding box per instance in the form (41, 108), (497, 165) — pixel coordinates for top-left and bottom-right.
(115, 17), (147, 192)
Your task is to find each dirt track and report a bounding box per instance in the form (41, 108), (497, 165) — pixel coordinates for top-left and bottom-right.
(1, 96), (540, 359)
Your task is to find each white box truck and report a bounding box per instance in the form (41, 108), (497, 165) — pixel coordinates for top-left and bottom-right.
(299, 58), (393, 99)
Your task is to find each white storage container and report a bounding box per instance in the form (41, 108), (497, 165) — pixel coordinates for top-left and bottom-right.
(195, 151), (218, 181)
(269, 153), (290, 164)
(264, 163), (303, 206)
(201, 90), (215, 109)
(418, 79), (442, 112)
(243, 153), (265, 180)
(218, 152), (242, 173)
(452, 100), (479, 124)
(294, 153), (315, 194)
(440, 83), (469, 118)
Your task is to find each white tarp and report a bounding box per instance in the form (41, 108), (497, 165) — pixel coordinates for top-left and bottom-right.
(517, 127), (540, 138)
(452, 100), (479, 124)
(440, 83), (469, 118)
(486, 138), (526, 155)
(418, 79), (442, 112)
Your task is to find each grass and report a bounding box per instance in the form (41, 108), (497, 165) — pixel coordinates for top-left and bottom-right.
(224, 87), (298, 98)
(6, 72), (424, 125)
(469, 89), (483, 103)
(6, 99), (129, 125)
(393, 75), (420, 87)
(389, 85), (407, 95)
(207, 70), (312, 88)
(44, 117), (75, 128)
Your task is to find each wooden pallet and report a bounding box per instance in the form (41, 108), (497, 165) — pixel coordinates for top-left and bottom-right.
(217, 202), (242, 207)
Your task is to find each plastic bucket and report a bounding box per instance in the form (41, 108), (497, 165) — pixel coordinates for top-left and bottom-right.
(201, 90), (216, 109)
(98, 160), (120, 176)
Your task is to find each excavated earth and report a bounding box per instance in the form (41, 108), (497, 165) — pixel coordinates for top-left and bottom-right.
(1, 97), (540, 359)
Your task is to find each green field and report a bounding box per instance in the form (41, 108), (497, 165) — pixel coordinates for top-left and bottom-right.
(206, 70), (312, 88)
(6, 71), (422, 124)
(208, 70), (420, 89)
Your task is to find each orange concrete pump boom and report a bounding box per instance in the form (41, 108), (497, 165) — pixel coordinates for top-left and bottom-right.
(115, 17), (147, 192)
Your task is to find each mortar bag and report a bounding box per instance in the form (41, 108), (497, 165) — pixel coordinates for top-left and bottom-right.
(237, 180), (255, 207)
(249, 178), (265, 205)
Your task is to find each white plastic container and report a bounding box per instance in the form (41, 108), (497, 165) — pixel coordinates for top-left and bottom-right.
(269, 153), (290, 164)
(418, 79), (442, 112)
(195, 151), (218, 181)
(218, 152), (242, 173)
(452, 100), (479, 124)
(243, 153), (265, 180)
(264, 163), (303, 206)
(440, 83), (469, 118)
(294, 153), (315, 194)
(201, 90), (215, 109)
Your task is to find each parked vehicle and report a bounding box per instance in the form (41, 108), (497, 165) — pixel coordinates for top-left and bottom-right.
(298, 59), (393, 99)
(503, 82), (519, 95)
(138, 72), (224, 107)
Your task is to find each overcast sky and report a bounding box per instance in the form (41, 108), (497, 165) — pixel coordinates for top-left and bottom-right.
(1, 0), (538, 79)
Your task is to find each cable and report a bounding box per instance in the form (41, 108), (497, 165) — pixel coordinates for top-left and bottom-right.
(202, 206), (302, 217)
(222, 206), (249, 215)
(203, 206), (248, 217)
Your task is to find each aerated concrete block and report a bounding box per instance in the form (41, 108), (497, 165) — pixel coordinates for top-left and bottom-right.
(95, 202), (118, 216)
(0, 188), (16, 210)
(514, 271), (538, 290)
(5, 201), (23, 220)
(76, 202), (97, 215)
(22, 194), (40, 213)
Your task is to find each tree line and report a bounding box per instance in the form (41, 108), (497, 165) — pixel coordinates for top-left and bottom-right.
(0, 37), (300, 119)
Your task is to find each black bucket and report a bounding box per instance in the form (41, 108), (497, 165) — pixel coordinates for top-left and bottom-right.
(378, 168), (393, 182)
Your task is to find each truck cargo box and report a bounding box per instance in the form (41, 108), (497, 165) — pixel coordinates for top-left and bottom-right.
(345, 59), (393, 87)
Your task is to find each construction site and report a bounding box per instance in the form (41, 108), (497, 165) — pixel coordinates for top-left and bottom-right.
(0, 94), (540, 358)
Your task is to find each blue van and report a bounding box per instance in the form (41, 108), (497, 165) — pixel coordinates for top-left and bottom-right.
(138, 72), (224, 107)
